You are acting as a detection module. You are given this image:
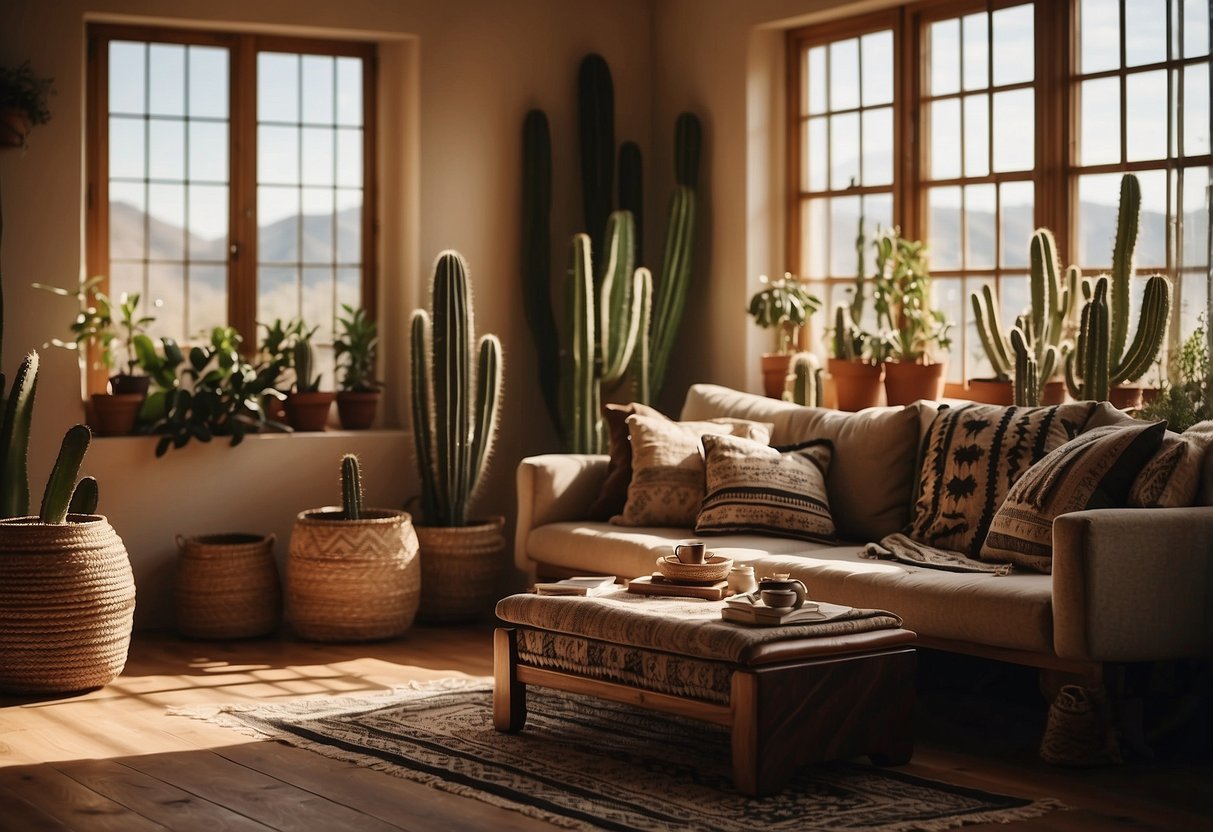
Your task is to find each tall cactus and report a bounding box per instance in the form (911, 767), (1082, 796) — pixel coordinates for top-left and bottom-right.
(579, 54), (614, 259)
(618, 141), (643, 262)
(1065, 173), (1172, 401)
(521, 109), (561, 436)
(0, 351), (37, 518)
(833, 220), (870, 360)
(566, 234), (600, 454)
(341, 453), (363, 520)
(410, 251), (504, 527)
(39, 425), (91, 524)
(784, 351), (823, 406)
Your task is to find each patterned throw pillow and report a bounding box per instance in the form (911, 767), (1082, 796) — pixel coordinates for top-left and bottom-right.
(908, 402), (1096, 557)
(586, 402), (663, 520)
(981, 421), (1167, 573)
(1128, 421), (1213, 508)
(613, 414), (773, 527)
(695, 434), (835, 543)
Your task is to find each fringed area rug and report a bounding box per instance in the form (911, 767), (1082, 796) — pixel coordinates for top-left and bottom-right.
(171, 678), (1064, 832)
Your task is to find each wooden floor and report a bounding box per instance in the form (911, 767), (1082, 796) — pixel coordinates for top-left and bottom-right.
(0, 628), (1209, 831)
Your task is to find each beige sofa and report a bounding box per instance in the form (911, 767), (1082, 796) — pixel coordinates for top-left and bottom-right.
(514, 384), (1213, 678)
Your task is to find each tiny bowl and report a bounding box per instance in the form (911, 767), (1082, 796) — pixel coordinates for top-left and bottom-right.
(657, 553), (733, 583)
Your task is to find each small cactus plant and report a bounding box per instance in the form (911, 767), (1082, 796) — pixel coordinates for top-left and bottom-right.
(39, 425), (92, 524)
(0, 351), (38, 518)
(783, 352), (823, 406)
(292, 335), (321, 393)
(341, 453), (363, 521)
(67, 476), (99, 516)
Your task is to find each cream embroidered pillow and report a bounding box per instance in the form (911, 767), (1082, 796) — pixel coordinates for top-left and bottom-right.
(613, 414), (772, 527)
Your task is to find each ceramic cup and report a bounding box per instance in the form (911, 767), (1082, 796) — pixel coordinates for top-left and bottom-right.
(760, 588), (798, 609)
(673, 540), (707, 564)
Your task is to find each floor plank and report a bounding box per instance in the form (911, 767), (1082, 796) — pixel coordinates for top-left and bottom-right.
(0, 764), (168, 831)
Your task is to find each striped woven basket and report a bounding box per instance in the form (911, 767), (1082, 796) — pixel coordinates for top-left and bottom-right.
(416, 516), (506, 623)
(0, 515), (136, 694)
(286, 508), (421, 642)
(175, 533), (281, 639)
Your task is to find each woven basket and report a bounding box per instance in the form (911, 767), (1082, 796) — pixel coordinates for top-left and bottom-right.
(0, 515), (136, 694)
(1040, 684), (1122, 766)
(287, 508), (421, 642)
(416, 516), (506, 623)
(175, 533), (281, 639)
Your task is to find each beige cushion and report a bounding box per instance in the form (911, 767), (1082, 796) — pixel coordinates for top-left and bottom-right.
(696, 434), (835, 543)
(680, 384), (923, 540)
(613, 413), (771, 527)
(982, 421), (1167, 573)
(908, 402), (1095, 557)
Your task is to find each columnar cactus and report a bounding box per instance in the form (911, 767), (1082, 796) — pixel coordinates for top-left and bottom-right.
(521, 109), (561, 436)
(832, 221), (870, 360)
(0, 351), (38, 518)
(39, 425), (91, 524)
(649, 180), (697, 398)
(341, 453), (363, 520)
(1065, 174), (1172, 401)
(566, 234), (600, 454)
(67, 476), (99, 515)
(410, 251), (503, 527)
(579, 53), (614, 259)
(784, 352), (823, 406)
(618, 141), (643, 262)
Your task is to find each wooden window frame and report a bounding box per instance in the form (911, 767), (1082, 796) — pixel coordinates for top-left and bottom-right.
(85, 23), (378, 393)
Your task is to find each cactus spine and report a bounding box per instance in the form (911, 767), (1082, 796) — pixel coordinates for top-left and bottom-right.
(410, 251), (503, 527)
(784, 352), (823, 406)
(521, 109), (561, 436)
(0, 351), (37, 518)
(39, 425), (91, 524)
(341, 453), (363, 520)
(1065, 173), (1172, 400)
(579, 54), (614, 259)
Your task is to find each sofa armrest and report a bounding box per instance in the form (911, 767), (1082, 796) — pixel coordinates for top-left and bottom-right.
(1052, 506), (1213, 662)
(514, 454), (609, 573)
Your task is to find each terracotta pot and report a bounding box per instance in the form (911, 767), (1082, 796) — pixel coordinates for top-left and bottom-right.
(1041, 380), (1067, 405)
(760, 353), (792, 399)
(0, 515), (135, 694)
(263, 394), (288, 425)
(285, 391), (335, 431)
(287, 509), (421, 642)
(966, 378), (1013, 405)
(337, 390), (380, 430)
(108, 374), (150, 397)
(0, 107), (31, 148)
(416, 516), (506, 624)
(90, 393), (144, 436)
(828, 358), (884, 411)
(883, 360), (946, 406)
(1109, 385), (1143, 410)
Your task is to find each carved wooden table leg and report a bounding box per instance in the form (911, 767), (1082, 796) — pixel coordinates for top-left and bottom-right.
(493, 628), (527, 732)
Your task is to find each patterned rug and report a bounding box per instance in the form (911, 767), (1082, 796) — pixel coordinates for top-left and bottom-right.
(171, 678), (1064, 832)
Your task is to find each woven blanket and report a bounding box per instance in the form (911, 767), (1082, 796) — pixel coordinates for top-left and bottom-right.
(862, 533), (1013, 575)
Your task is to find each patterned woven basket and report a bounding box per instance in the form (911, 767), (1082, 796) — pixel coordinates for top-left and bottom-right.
(175, 533), (281, 639)
(0, 515), (136, 694)
(416, 516), (506, 623)
(287, 508), (420, 642)
(1040, 684), (1122, 766)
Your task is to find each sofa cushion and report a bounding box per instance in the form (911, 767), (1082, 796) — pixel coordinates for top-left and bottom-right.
(587, 402), (662, 520)
(982, 421), (1167, 573)
(613, 413), (772, 527)
(695, 434), (835, 543)
(680, 384), (923, 541)
(908, 402), (1095, 557)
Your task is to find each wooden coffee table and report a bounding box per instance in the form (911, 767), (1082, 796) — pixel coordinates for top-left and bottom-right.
(493, 593), (916, 796)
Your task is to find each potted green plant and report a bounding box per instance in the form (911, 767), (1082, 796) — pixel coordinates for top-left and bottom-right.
(334, 304), (383, 430)
(872, 228), (952, 405)
(284, 323), (334, 431)
(0, 61), (53, 149)
(1139, 314), (1210, 430)
(747, 272), (821, 398)
(286, 453), (421, 641)
(255, 317), (305, 424)
(827, 223), (885, 411)
(410, 250), (505, 623)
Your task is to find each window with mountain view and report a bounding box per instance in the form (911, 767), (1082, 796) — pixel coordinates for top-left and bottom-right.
(788, 0), (1211, 390)
(87, 24), (376, 389)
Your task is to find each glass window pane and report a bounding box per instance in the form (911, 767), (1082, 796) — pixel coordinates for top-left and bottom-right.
(1077, 173), (1123, 268)
(259, 125), (299, 185)
(1000, 181), (1035, 268)
(147, 183), (185, 261)
(337, 267), (361, 317)
(1182, 166), (1210, 268)
(806, 46), (827, 115)
(259, 186), (300, 263)
(187, 185), (227, 258)
(109, 182), (145, 260)
(966, 184), (997, 269)
(992, 89), (1034, 171)
(962, 13), (989, 90)
(337, 199), (361, 264)
(829, 39), (860, 110)
(1126, 70), (1169, 161)
(1179, 273), (1208, 350)
(188, 121), (227, 182)
(302, 55), (335, 125)
(148, 44), (185, 117)
(931, 277), (963, 380)
(830, 195), (861, 276)
(1184, 64), (1211, 155)
(301, 127), (334, 187)
(302, 266), (336, 341)
(928, 186), (962, 271)
(930, 98), (961, 180)
(930, 19), (961, 96)
(860, 31), (893, 105)
(148, 119), (185, 181)
(1081, 0), (1122, 73)
(188, 265), (227, 339)
(188, 46), (228, 119)
(259, 266), (299, 326)
(802, 198), (828, 278)
(1080, 77), (1121, 164)
(259, 53), (299, 123)
(148, 263), (185, 343)
(1125, 0), (1168, 66)
(861, 107), (893, 186)
(1185, 0), (1210, 57)
(999, 275), (1031, 329)
(992, 5), (1034, 86)
(804, 117), (828, 191)
(861, 193), (893, 277)
(336, 128), (363, 188)
(302, 188), (334, 262)
(830, 112), (860, 190)
(109, 42), (145, 114)
(335, 58), (363, 127)
(1135, 169), (1168, 268)
(109, 116), (145, 179)
(963, 94), (989, 177)
(967, 276), (996, 380)
(108, 263), (143, 310)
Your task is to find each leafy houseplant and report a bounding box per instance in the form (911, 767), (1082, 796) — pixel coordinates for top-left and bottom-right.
(747, 272), (821, 398)
(334, 304), (383, 430)
(0, 61), (53, 149)
(828, 222), (884, 411)
(286, 454), (421, 641)
(284, 324), (334, 432)
(256, 317), (306, 422)
(1138, 314), (1210, 432)
(410, 250), (506, 623)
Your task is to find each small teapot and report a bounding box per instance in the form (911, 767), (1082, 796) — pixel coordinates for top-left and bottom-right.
(758, 573), (807, 610)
